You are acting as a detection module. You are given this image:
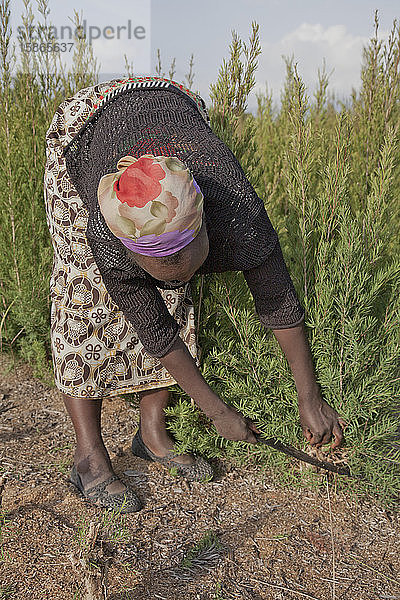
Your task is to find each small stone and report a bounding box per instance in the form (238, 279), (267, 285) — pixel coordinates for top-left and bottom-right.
(181, 480), (190, 492)
(124, 470), (145, 477)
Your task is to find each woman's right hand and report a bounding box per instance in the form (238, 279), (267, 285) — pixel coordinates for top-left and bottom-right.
(211, 405), (259, 443)
(158, 338), (259, 443)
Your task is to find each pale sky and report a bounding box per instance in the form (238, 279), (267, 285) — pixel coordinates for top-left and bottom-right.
(9, 0), (400, 111)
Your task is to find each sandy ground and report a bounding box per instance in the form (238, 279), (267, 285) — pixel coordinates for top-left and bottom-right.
(0, 353), (399, 600)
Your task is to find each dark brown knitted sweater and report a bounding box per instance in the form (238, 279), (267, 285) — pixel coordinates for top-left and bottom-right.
(63, 84), (305, 357)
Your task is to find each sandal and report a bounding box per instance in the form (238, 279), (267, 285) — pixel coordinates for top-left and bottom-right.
(69, 465), (142, 513)
(131, 428), (214, 483)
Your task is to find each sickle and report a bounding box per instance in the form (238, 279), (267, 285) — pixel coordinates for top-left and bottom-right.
(254, 434), (355, 477)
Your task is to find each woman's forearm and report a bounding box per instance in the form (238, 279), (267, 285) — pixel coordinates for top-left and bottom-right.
(272, 323), (320, 403)
(273, 323), (345, 447)
(160, 323), (320, 408)
(158, 336), (227, 418)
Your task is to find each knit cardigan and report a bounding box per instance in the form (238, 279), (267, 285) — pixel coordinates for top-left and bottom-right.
(63, 84), (305, 358)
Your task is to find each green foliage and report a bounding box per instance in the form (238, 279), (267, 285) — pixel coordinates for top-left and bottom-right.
(180, 530), (222, 569)
(209, 21), (263, 189)
(170, 16), (400, 506)
(0, 585), (16, 599)
(74, 509), (131, 557)
(0, 3), (399, 504)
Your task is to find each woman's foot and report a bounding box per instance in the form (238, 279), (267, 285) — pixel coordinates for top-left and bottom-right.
(136, 387), (213, 481)
(74, 444), (127, 495)
(131, 428), (213, 482)
(139, 387), (195, 465)
(71, 444), (142, 512)
(140, 421), (195, 465)
(61, 393), (141, 510)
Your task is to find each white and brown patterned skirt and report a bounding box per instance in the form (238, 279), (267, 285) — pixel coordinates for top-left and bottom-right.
(43, 80), (200, 399)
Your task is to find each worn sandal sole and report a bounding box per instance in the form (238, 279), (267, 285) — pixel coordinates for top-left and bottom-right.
(69, 465), (142, 513)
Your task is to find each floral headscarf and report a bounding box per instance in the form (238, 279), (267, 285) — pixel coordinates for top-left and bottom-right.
(97, 154), (204, 257)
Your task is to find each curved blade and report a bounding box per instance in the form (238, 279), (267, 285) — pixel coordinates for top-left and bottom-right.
(254, 434), (352, 477)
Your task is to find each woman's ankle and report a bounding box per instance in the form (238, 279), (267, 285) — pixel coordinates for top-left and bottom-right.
(140, 418), (171, 446)
(74, 443), (111, 475)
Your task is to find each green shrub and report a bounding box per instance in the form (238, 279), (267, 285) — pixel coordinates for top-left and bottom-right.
(0, 2), (398, 504)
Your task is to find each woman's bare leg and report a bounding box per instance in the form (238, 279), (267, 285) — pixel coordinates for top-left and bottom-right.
(62, 393), (126, 494)
(139, 388), (194, 465)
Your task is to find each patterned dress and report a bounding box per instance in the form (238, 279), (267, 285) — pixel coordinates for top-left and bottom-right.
(44, 77), (204, 399)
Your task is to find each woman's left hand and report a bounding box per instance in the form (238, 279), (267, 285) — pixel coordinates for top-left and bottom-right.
(270, 324), (347, 450)
(298, 395), (346, 450)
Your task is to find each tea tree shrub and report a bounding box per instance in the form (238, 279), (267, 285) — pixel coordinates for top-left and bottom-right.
(0, 3), (398, 503)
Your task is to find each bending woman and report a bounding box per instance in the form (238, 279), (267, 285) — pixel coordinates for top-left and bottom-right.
(44, 76), (344, 513)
